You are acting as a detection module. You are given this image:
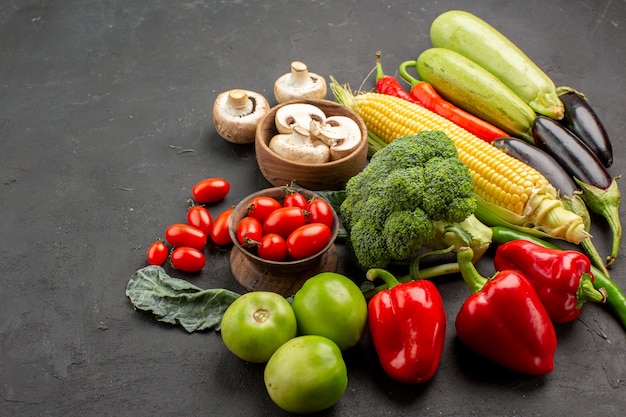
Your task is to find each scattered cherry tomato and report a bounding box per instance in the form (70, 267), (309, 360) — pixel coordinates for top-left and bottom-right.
(257, 233), (288, 262)
(236, 216), (263, 248)
(286, 223), (332, 260)
(192, 178), (230, 203)
(283, 192), (309, 209)
(307, 199), (334, 228)
(187, 204), (213, 236)
(211, 208), (234, 246)
(263, 207), (307, 239)
(164, 223), (207, 250)
(247, 196), (282, 223)
(170, 247), (206, 272)
(147, 240), (169, 266)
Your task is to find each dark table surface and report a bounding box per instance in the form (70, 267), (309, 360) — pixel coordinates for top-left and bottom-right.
(2, 1), (626, 416)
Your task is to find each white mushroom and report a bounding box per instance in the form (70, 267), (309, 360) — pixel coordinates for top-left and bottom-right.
(274, 103), (326, 134)
(268, 125), (330, 164)
(274, 61), (328, 103)
(309, 119), (342, 147)
(212, 89), (270, 144)
(324, 116), (363, 161)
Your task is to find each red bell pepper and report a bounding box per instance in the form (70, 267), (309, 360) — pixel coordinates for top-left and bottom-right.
(455, 247), (557, 375)
(494, 239), (607, 324)
(366, 268), (446, 384)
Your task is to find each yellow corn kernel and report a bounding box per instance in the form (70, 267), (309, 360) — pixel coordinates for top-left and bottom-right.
(331, 84), (588, 244)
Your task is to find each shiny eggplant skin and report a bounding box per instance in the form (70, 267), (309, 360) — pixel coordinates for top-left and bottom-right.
(559, 91), (613, 168)
(532, 115), (613, 190)
(492, 137), (578, 197)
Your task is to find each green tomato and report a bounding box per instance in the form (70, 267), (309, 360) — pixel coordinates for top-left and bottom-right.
(264, 335), (347, 414)
(291, 272), (367, 351)
(220, 291), (296, 363)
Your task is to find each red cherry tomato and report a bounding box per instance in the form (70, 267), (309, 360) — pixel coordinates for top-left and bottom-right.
(257, 233), (288, 262)
(165, 223), (207, 250)
(236, 216), (263, 248)
(147, 240), (169, 266)
(187, 204), (213, 236)
(306, 199), (334, 228)
(286, 223), (332, 260)
(263, 206), (307, 238)
(247, 196), (282, 223)
(170, 247), (206, 272)
(211, 208), (234, 246)
(192, 178), (230, 203)
(283, 192), (309, 209)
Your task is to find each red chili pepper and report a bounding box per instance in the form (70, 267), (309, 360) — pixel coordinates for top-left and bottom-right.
(397, 60), (508, 143)
(366, 268), (446, 384)
(455, 247), (557, 375)
(374, 52), (420, 104)
(494, 239), (607, 324)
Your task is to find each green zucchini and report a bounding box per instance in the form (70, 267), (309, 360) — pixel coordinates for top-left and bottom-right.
(430, 10), (564, 120)
(416, 47), (536, 142)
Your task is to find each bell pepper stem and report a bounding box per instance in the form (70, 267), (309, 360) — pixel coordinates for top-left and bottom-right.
(362, 262), (461, 299)
(366, 268), (400, 290)
(577, 273), (607, 307)
(457, 247), (489, 294)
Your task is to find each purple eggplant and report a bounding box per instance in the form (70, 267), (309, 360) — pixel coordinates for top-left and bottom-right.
(532, 115), (621, 267)
(493, 136), (607, 274)
(559, 90), (613, 168)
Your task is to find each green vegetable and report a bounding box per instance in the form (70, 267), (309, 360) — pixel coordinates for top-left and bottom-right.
(220, 291), (297, 363)
(125, 265), (240, 332)
(430, 10), (564, 120)
(416, 47), (536, 142)
(291, 272), (368, 351)
(264, 335), (348, 414)
(341, 131), (492, 270)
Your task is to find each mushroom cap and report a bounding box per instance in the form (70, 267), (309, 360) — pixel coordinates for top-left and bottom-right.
(213, 89), (270, 144)
(325, 115), (363, 161)
(274, 103), (327, 134)
(274, 62), (328, 103)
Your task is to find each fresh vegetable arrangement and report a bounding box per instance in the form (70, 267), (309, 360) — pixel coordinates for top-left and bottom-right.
(125, 9), (626, 415)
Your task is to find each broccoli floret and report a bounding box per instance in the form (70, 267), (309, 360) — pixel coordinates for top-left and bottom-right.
(421, 157), (476, 223)
(383, 208), (434, 261)
(340, 130), (486, 270)
(347, 218), (389, 270)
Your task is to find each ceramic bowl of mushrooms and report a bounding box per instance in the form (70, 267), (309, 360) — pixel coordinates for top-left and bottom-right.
(255, 99), (369, 190)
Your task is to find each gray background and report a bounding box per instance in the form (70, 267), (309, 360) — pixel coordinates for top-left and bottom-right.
(1, 0), (625, 416)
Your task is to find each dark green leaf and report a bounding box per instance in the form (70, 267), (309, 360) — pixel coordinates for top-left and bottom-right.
(125, 265), (241, 332)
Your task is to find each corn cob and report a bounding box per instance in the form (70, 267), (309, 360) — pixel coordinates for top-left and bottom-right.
(331, 78), (589, 244)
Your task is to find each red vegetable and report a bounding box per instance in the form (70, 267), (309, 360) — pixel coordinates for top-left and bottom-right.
(455, 247), (557, 375)
(397, 60), (508, 143)
(374, 51), (420, 104)
(211, 208), (234, 246)
(306, 198), (334, 228)
(494, 240), (607, 323)
(286, 223), (331, 260)
(247, 196), (282, 223)
(236, 216), (263, 248)
(263, 206), (306, 239)
(170, 247), (206, 272)
(366, 268), (446, 384)
(192, 177), (230, 203)
(164, 223), (207, 250)
(147, 240), (169, 266)
(186, 202), (213, 236)
(283, 191), (309, 210)
(257, 233), (288, 262)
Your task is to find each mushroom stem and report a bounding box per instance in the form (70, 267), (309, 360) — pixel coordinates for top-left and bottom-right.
(227, 89), (254, 116)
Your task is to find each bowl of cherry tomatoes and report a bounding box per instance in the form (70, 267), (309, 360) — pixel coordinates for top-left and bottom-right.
(228, 186), (340, 296)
